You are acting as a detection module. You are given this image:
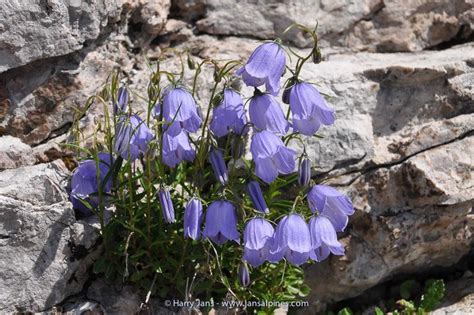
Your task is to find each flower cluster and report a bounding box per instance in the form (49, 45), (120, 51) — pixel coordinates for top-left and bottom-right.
(69, 33), (355, 295)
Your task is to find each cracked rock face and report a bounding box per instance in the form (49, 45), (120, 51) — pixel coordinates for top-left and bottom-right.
(0, 0), (122, 73)
(0, 0), (473, 313)
(0, 161), (101, 313)
(194, 0), (474, 51)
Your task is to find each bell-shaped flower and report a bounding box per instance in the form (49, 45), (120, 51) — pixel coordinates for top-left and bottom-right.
(159, 188), (175, 223)
(209, 149), (228, 185)
(184, 198), (203, 240)
(210, 89), (247, 137)
(298, 157), (311, 187)
(239, 262), (250, 287)
(154, 87), (202, 133)
(203, 200), (239, 245)
(249, 94), (289, 136)
(236, 42), (286, 96)
(268, 214), (312, 266)
(247, 181), (269, 214)
(307, 185), (354, 232)
(289, 82), (335, 135)
(243, 218), (274, 267)
(162, 122), (196, 168)
(250, 130), (296, 184)
(114, 115), (154, 161)
(114, 87), (129, 114)
(309, 215), (344, 262)
(70, 153), (114, 216)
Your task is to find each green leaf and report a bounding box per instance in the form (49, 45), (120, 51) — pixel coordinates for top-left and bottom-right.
(419, 279), (445, 311)
(338, 307), (353, 315)
(374, 307), (384, 315)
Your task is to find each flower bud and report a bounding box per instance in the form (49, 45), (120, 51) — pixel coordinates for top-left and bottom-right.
(184, 198), (203, 240)
(159, 188), (175, 223)
(247, 181), (269, 214)
(115, 87), (129, 114)
(298, 157), (311, 187)
(239, 262), (250, 287)
(312, 47), (322, 64)
(209, 149), (229, 185)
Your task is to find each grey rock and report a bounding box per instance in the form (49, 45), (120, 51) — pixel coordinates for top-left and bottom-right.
(194, 0), (473, 51)
(0, 0), (122, 73)
(0, 135), (36, 169)
(0, 160), (101, 312)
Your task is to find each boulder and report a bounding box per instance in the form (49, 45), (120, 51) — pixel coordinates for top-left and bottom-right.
(0, 161), (101, 312)
(0, 0), (122, 73)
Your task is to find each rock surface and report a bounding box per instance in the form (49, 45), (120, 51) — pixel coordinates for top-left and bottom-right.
(0, 0), (122, 73)
(0, 0), (472, 313)
(194, 0), (474, 51)
(0, 161), (101, 313)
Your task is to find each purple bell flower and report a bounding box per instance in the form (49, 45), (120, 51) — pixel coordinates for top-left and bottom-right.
(159, 188), (175, 223)
(239, 262), (251, 287)
(114, 87), (129, 114)
(209, 149), (228, 185)
(236, 42), (286, 96)
(153, 87), (202, 133)
(249, 94), (289, 136)
(162, 122), (196, 168)
(114, 115), (154, 161)
(210, 89), (247, 137)
(309, 215), (345, 262)
(203, 200), (239, 245)
(298, 157), (311, 187)
(247, 181), (269, 214)
(307, 185), (354, 232)
(268, 214), (312, 266)
(250, 130), (296, 184)
(243, 218), (274, 267)
(70, 153), (114, 216)
(184, 198), (203, 240)
(289, 82), (335, 135)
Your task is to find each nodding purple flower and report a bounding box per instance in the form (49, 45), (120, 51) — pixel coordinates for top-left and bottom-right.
(114, 115), (154, 161)
(114, 87), (129, 114)
(298, 157), (311, 187)
(209, 149), (229, 185)
(243, 218), (274, 267)
(268, 214), (312, 266)
(239, 262), (251, 287)
(309, 215), (344, 262)
(203, 200), (239, 245)
(70, 153), (114, 216)
(247, 181), (269, 214)
(307, 185), (354, 232)
(184, 198), (203, 240)
(210, 89), (247, 137)
(162, 122), (196, 168)
(250, 130), (296, 184)
(236, 42), (286, 96)
(153, 87), (202, 133)
(249, 94), (289, 136)
(159, 188), (175, 223)
(289, 82), (335, 135)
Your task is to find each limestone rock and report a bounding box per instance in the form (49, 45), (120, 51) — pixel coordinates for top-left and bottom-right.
(0, 0), (122, 73)
(0, 161), (101, 312)
(194, 0), (474, 51)
(0, 135), (35, 169)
